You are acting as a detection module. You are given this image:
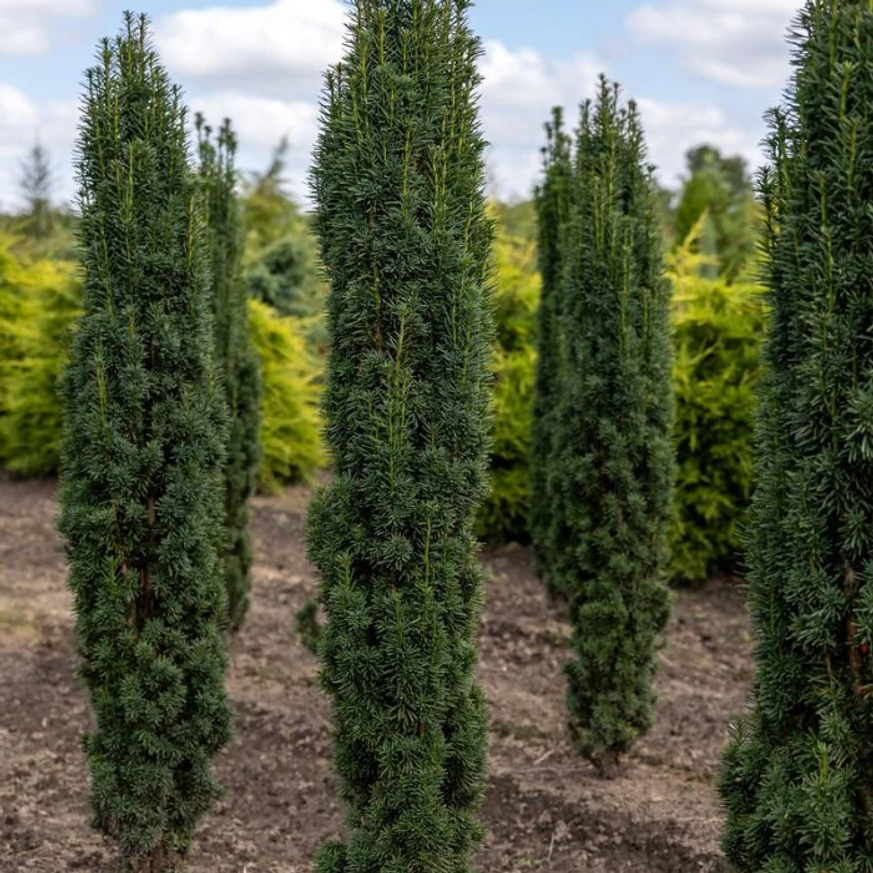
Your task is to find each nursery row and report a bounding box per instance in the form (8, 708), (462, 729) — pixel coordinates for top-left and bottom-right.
(6, 1), (873, 872)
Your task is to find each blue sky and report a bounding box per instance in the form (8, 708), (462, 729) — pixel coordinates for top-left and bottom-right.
(0, 0), (798, 210)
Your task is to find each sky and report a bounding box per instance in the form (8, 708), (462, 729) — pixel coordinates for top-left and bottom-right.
(0, 0), (801, 212)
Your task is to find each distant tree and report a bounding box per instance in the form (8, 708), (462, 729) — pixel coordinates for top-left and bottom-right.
(674, 144), (757, 281)
(18, 141), (55, 242)
(238, 135), (325, 343)
(196, 114), (263, 634)
(492, 199), (537, 243)
(306, 0), (494, 870)
(243, 233), (318, 317)
(530, 106), (572, 596)
(58, 14), (231, 868)
(652, 182), (677, 248)
(239, 136), (301, 254)
(719, 0), (873, 868)
(538, 77), (674, 774)
(685, 144), (749, 200)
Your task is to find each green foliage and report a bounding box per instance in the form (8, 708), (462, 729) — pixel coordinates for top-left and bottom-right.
(0, 244), (80, 475)
(673, 144), (758, 283)
(669, 218), (765, 582)
(239, 135), (300, 254)
(719, 1), (873, 868)
(305, 1), (494, 871)
(294, 598), (323, 655)
(243, 228), (328, 354)
(244, 233), (318, 317)
(57, 14), (231, 867)
(247, 299), (323, 492)
(530, 107), (573, 592)
(0, 269), (324, 496)
(18, 141), (56, 245)
(492, 199), (536, 243)
(477, 219), (540, 544)
(238, 141), (327, 345)
(196, 115), (263, 634)
(535, 79), (675, 773)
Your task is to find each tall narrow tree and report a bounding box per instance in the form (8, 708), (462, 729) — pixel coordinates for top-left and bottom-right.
(196, 114), (263, 633)
(530, 106), (572, 598)
(542, 78), (674, 774)
(306, 1), (494, 871)
(58, 13), (231, 868)
(18, 141), (55, 242)
(720, 1), (873, 867)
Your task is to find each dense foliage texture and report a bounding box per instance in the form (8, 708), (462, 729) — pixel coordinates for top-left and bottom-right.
(669, 219), (764, 581)
(529, 107), (572, 595)
(244, 234), (321, 319)
(673, 146), (758, 284)
(306, 1), (494, 871)
(477, 220), (540, 544)
(0, 266), (322, 493)
(196, 115), (263, 634)
(57, 15), (231, 868)
(248, 298), (324, 491)
(541, 79), (675, 772)
(719, 2), (873, 868)
(0, 242), (80, 475)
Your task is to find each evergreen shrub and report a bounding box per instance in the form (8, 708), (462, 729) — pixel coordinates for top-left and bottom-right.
(306, 1), (495, 870)
(530, 107), (572, 593)
(536, 79), (675, 772)
(669, 221), (764, 582)
(58, 14), (231, 866)
(248, 298), (324, 492)
(196, 114), (263, 633)
(719, 1), (873, 868)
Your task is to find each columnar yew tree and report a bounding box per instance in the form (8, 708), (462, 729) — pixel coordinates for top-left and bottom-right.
(58, 13), (231, 868)
(530, 107), (572, 598)
(544, 78), (674, 773)
(196, 115), (262, 633)
(719, 2), (873, 867)
(306, 1), (494, 871)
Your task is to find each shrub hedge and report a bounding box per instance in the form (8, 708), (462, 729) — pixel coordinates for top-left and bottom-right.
(669, 222), (765, 581)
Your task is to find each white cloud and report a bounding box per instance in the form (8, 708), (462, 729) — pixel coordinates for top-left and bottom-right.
(636, 98), (762, 187)
(626, 0), (794, 87)
(0, 0), (94, 56)
(481, 44), (764, 200)
(478, 41), (601, 200)
(154, 0), (346, 101)
(192, 93), (317, 151)
(0, 1), (770, 212)
(191, 92), (319, 202)
(153, 0), (767, 202)
(0, 84), (77, 211)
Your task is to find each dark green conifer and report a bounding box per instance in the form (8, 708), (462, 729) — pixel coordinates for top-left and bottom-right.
(544, 78), (674, 774)
(719, 1), (873, 867)
(196, 114), (263, 634)
(58, 13), (231, 868)
(530, 106), (572, 598)
(305, 1), (494, 871)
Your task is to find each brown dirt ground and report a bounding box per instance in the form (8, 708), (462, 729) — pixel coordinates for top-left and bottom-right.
(0, 478), (755, 873)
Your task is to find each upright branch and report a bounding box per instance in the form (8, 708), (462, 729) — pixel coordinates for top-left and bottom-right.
(196, 114), (263, 634)
(58, 12), (231, 869)
(530, 106), (572, 598)
(306, 1), (495, 871)
(539, 77), (675, 774)
(719, 1), (873, 868)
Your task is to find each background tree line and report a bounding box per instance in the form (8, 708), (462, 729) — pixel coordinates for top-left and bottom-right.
(0, 117), (763, 585)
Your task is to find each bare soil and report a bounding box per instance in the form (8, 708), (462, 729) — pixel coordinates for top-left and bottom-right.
(0, 478), (754, 872)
